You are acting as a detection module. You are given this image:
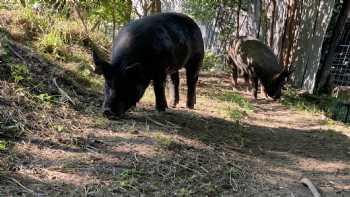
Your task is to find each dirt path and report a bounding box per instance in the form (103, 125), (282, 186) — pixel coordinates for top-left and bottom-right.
(243, 97), (350, 197)
(195, 74), (350, 196)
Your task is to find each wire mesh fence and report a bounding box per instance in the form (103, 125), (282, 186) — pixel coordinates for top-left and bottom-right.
(330, 22), (350, 86)
(329, 21), (350, 123)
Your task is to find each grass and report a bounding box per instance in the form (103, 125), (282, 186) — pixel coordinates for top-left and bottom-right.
(219, 91), (253, 119)
(281, 87), (335, 114)
(36, 31), (68, 58)
(280, 87), (350, 124)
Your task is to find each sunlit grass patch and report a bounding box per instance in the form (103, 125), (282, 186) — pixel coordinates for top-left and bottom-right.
(217, 91), (253, 111)
(212, 90), (253, 120)
(35, 30), (70, 59)
(153, 132), (182, 150)
(94, 116), (110, 129)
(281, 87), (335, 115)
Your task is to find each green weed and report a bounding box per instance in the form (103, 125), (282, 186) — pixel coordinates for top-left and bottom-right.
(35, 93), (55, 103)
(10, 64), (31, 82)
(281, 87), (335, 115)
(18, 7), (49, 37)
(0, 140), (7, 151)
(116, 169), (145, 190)
(153, 133), (177, 148)
(218, 91), (253, 111)
(36, 31), (69, 58)
(216, 91), (253, 120)
(53, 124), (66, 133)
(94, 117), (110, 129)
(203, 51), (226, 71)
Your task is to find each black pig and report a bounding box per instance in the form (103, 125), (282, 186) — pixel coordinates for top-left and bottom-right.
(227, 36), (291, 100)
(91, 13), (204, 117)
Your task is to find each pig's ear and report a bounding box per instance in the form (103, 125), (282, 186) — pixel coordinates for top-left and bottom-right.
(92, 50), (112, 77)
(125, 63), (145, 81)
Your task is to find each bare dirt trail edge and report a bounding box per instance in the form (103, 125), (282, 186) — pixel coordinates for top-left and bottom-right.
(238, 84), (350, 197)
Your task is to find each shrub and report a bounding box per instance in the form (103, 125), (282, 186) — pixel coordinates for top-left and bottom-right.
(10, 63), (31, 83)
(36, 31), (69, 58)
(16, 7), (49, 39)
(202, 51), (226, 72)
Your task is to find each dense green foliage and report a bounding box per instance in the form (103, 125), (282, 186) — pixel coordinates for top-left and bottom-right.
(183, 0), (249, 22)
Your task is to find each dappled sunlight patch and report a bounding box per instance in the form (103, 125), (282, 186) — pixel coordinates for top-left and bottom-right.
(110, 143), (158, 158)
(129, 144), (159, 158)
(19, 168), (99, 186)
(12, 142), (88, 165)
(140, 86), (155, 105)
(297, 159), (349, 173)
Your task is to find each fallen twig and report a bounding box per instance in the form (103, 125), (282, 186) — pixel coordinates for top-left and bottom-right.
(164, 120), (182, 129)
(173, 161), (203, 176)
(52, 78), (75, 105)
(5, 176), (35, 194)
(301, 177), (321, 197)
(145, 116), (182, 131)
(145, 117), (167, 127)
(229, 168), (239, 192)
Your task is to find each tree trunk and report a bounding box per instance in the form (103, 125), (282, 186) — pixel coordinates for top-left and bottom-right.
(257, 0), (262, 39)
(292, 0), (336, 92)
(269, 0), (276, 48)
(150, 0), (161, 14)
(236, 0), (242, 37)
(316, 0), (350, 93)
(279, 0), (299, 68)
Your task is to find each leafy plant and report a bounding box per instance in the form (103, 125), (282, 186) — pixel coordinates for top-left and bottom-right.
(36, 93), (55, 103)
(36, 31), (68, 57)
(0, 140), (7, 151)
(10, 64), (31, 82)
(53, 124), (65, 133)
(18, 7), (50, 37)
(203, 51), (225, 71)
